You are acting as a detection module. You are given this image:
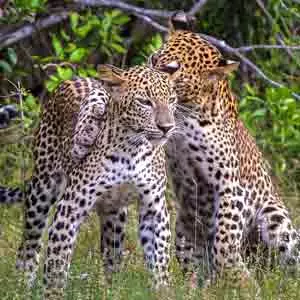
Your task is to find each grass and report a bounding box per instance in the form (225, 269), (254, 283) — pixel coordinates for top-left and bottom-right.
(0, 192), (300, 300)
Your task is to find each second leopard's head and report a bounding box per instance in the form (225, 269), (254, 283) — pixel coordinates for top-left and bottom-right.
(98, 64), (180, 146)
(149, 12), (239, 107)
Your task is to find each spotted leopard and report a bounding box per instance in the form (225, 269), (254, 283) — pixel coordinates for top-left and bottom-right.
(65, 12), (300, 286)
(148, 12), (300, 283)
(0, 64), (180, 298)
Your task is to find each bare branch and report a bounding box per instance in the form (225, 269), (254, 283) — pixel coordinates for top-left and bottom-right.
(235, 44), (300, 52)
(41, 62), (77, 71)
(134, 13), (168, 33)
(0, 0), (176, 48)
(189, 0), (209, 15)
(256, 0), (274, 24)
(73, 0), (176, 18)
(0, 0), (298, 99)
(199, 34), (300, 100)
(0, 11), (69, 49)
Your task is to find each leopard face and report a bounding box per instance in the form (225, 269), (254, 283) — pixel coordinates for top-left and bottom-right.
(100, 65), (179, 146)
(149, 20), (239, 114)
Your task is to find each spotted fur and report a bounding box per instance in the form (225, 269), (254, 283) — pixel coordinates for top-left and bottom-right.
(0, 65), (180, 298)
(68, 12), (300, 286)
(49, 14), (300, 287)
(147, 12), (300, 283)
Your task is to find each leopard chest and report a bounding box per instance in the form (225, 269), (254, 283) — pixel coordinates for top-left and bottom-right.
(93, 144), (164, 209)
(91, 142), (162, 190)
(167, 116), (230, 185)
(166, 116), (238, 224)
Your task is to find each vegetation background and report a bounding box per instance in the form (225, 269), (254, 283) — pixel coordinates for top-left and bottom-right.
(0, 0), (299, 299)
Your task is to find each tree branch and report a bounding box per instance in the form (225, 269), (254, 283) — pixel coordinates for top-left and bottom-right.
(255, 0), (299, 62)
(199, 34), (300, 100)
(189, 0), (209, 15)
(134, 13), (168, 33)
(0, 11), (69, 49)
(129, 16), (300, 100)
(0, 0), (298, 100)
(73, 0), (176, 18)
(234, 44), (300, 52)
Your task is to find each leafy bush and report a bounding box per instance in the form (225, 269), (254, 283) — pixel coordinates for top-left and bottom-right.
(0, 48), (17, 74)
(240, 85), (300, 187)
(33, 10), (131, 92)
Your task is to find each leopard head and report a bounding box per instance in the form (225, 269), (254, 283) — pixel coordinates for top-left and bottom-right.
(149, 12), (239, 118)
(98, 64), (180, 146)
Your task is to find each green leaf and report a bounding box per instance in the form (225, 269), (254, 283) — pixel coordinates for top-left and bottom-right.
(70, 12), (79, 32)
(69, 48), (87, 63)
(110, 9), (122, 18)
(112, 34), (123, 43)
(39, 56), (58, 63)
(76, 23), (93, 38)
(78, 68), (87, 77)
(60, 29), (71, 41)
(252, 108), (267, 118)
(87, 68), (97, 77)
(51, 34), (64, 58)
(0, 60), (12, 73)
(45, 80), (59, 92)
(25, 95), (38, 110)
(110, 42), (126, 54)
(7, 48), (17, 65)
(113, 14), (130, 25)
(65, 43), (77, 53)
(49, 74), (60, 82)
(151, 34), (163, 49)
(57, 67), (73, 81)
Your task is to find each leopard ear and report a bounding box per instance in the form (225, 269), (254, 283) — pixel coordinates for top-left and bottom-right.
(169, 11), (196, 32)
(205, 60), (239, 81)
(97, 64), (125, 86)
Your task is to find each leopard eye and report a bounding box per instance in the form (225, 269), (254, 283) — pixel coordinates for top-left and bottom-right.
(169, 96), (177, 105)
(136, 97), (153, 107)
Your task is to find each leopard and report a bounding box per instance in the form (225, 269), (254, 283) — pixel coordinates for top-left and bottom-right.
(146, 12), (300, 285)
(66, 12), (300, 287)
(0, 63), (180, 298)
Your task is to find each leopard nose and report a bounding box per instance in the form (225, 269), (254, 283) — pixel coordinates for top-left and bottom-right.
(157, 123), (174, 134)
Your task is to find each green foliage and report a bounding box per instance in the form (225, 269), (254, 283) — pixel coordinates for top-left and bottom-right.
(200, 0), (299, 90)
(0, 90), (39, 185)
(131, 33), (163, 65)
(240, 85), (300, 185)
(20, 93), (40, 130)
(0, 0), (47, 24)
(14, 0), (47, 12)
(0, 48), (17, 74)
(36, 9), (130, 92)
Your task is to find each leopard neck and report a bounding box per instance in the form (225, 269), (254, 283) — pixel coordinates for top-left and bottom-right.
(182, 79), (238, 126)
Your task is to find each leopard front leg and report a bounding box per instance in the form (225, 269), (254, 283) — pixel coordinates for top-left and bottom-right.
(72, 89), (109, 162)
(97, 205), (128, 282)
(212, 190), (250, 286)
(136, 176), (171, 288)
(175, 211), (212, 286)
(43, 178), (100, 299)
(17, 172), (66, 288)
